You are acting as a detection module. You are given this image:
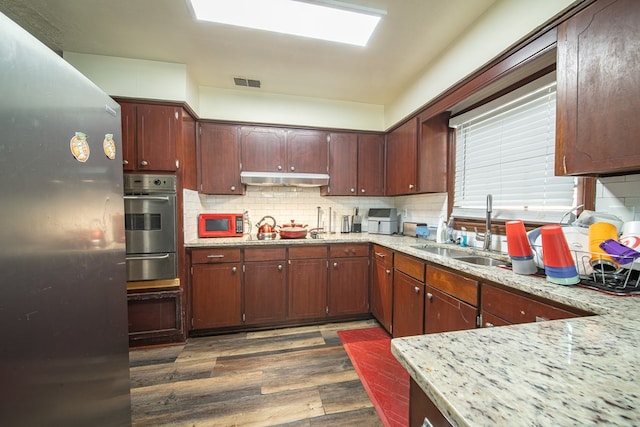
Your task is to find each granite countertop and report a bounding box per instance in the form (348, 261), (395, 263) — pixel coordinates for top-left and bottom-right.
(186, 233), (640, 426)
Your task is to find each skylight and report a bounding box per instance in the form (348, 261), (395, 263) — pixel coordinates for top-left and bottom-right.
(187, 0), (383, 47)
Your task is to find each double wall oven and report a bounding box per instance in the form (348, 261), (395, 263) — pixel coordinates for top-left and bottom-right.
(124, 174), (177, 282)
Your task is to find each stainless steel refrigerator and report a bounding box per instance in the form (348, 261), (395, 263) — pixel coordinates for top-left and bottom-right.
(0, 12), (131, 426)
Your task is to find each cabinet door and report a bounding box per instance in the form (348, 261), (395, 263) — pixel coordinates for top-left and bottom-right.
(288, 258), (328, 320)
(244, 261), (287, 325)
(286, 129), (328, 174)
(240, 126), (286, 172)
(191, 263), (242, 329)
(424, 285), (477, 334)
(328, 257), (369, 316)
(371, 256), (393, 333)
(392, 270), (424, 338)
(358, 134), (385, 196)
(136, 104), (177, 171)
(386, 118), (418, 195)
(198, 123), (242, 194)
(120, 102), (137, 171)
(418, 113), (448, 193)
(325, 132), (358, 195)
(556, 0), (640, 175)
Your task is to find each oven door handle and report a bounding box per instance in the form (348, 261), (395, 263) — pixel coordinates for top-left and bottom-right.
(126, 254), (171, 261)
(124, 195), (170, 201)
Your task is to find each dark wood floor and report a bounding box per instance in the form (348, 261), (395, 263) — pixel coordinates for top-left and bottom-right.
(129, 319), (384, 426)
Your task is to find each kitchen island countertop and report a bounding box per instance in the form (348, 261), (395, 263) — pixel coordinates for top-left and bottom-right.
(186, 233), (640, 426)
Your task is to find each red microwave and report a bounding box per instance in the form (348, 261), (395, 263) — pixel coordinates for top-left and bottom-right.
(198, 213), (244, 238)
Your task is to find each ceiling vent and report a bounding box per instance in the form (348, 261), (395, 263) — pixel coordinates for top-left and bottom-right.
(234, 77), (261, 88)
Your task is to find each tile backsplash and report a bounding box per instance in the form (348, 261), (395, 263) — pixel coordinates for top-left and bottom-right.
(595, 174), (640, 222)
(183, 187), (448, 241)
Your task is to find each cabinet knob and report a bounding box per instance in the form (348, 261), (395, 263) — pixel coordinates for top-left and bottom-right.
(231, 267), (237, 273)
(485, 322), (494, 328)
(333, 262), (338, 268)
(408, 184), (415, 189)
(290, 166), (295, 171)
(122, 159), (129, 166)
(277, 264), (283, 271)
(386, 269), (391, 275)
(361, 188), (365, 193)
(350, 188), (355, 193)
(414, 286), (420, 294)
(426, 292), (433, 300)
(140, 160), (149, 166)
(277, 165), (283, 171)
(230, 186), (236, 191)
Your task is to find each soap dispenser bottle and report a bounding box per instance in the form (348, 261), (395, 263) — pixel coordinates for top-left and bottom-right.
(436, 216), (446, 243)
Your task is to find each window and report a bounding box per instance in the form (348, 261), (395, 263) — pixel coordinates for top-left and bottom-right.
(450, 73), (577, 223)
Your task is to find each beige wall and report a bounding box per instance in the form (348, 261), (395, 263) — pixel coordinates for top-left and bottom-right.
(63, 0), (577, 131)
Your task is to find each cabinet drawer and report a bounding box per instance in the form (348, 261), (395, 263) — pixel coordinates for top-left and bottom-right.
(244, 247), (286, 262)
(481, 283), (587, 325)
(395, 253), (425, 282)
(288, 245), (328, 259)
(426, 265), (478, 306)
(372, 245), (393, 267)
(191, 248), (241, 264)
(330, 243), (369, 258)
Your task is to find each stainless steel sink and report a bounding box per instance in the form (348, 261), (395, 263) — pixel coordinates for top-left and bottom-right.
(454, 256), (505, 267)
(410, 245), (468, 258)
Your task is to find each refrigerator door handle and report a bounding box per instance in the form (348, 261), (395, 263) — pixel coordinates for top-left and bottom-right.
(126, 254), (171, 261)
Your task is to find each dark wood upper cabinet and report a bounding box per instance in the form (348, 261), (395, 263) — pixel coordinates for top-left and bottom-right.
(357, 134), (385, 195)
(239, 126), (327, 174)
(198, 123), (242, 195)
(418, 113), (449, 193)
(240, 126), (287, 172)
(386, 118), (418, 195)
(323, 132), (384, 196)
(556, 0), (640, 176)
(118, 101), (179, 172)
(286, 129), (328, 174)
(325, 132), (358, 195)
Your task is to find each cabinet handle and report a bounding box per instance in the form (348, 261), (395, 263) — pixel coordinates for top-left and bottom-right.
(277, 165), (283, 171)
(414, 286), (420, 294)
(207, 254), (225, 258)
(140, 160), (149, 166)
(350, 188), (355, 193)
(290, 166), (296, 171)
(361, 188), (365, 193)
(426, 292), (433, 300)
(231, 267), (237, 273)
(230, 185), (236, 191)
(386, 269), (391, 275)
(123, 159), (129, 166)
(562, 155), (567, 175)
(375, 252), (386, 258)
(408, 183), (415, 189)
(277, 264), (283, 271)
(485, 322), (494, 328)
(333, 262), (338, 268)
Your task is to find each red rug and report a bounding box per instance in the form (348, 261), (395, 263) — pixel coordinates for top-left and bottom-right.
(338, 327), (409, 427)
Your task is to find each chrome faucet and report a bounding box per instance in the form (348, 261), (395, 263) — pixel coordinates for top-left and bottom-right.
(475, 194), (493, 250)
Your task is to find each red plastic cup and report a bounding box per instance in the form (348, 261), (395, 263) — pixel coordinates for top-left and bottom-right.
(541, 225), (575, 267)
(506, 220), (533, 258)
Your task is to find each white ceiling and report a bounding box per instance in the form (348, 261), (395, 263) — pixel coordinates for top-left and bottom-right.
(0, 0), (498, 105)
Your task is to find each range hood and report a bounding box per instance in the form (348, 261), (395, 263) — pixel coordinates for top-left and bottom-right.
(240, 171), (329, 187)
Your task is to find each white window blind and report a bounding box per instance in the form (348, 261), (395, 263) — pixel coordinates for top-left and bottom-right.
(451, 74), (576, 223)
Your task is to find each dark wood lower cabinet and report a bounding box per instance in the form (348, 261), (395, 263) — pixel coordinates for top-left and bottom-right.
(244, 260), (287, 325)
(410, 378), (452, 427)
(328, 256), (369, 316)
(127, 288), (183, 347)
(370, 246), (393, 333)
(288, 257), (328, 320)
(392, 270), (425, 338)
(191, 262), (242, 329)
(425, 285), (477, 334)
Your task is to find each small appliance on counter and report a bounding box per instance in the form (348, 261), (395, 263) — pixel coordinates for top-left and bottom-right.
(368, 208), (399, 235)
(198, 213), (244, 238)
